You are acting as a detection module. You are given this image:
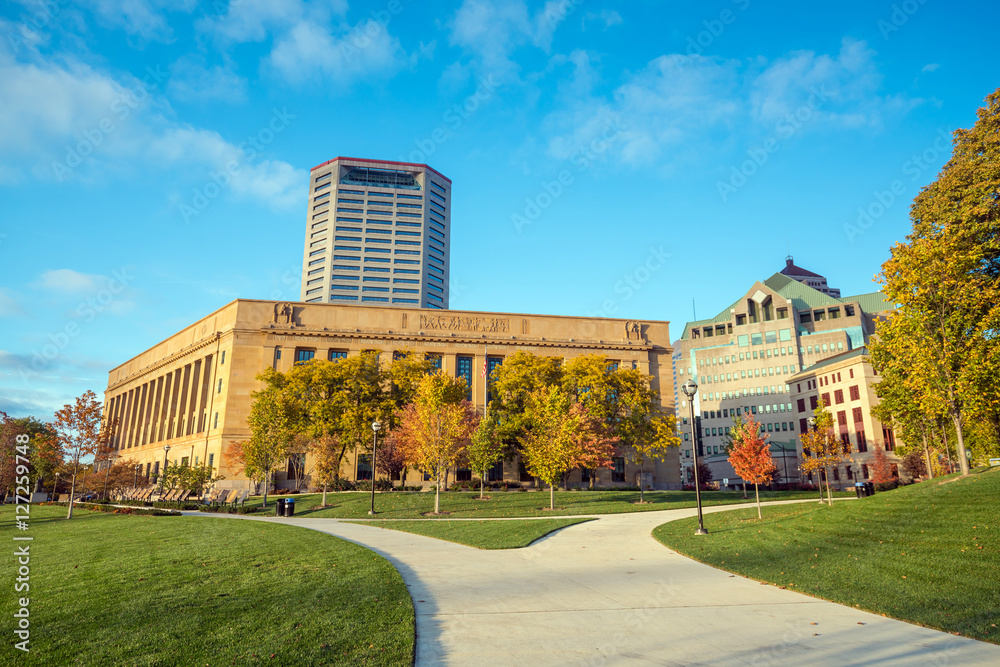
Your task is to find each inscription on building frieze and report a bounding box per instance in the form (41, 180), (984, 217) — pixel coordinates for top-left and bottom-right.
(419, 315), (510, 333)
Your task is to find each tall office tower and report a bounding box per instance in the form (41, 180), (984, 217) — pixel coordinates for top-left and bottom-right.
(300, 157), (451, 309)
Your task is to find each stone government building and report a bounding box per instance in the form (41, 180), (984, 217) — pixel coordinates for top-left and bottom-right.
(102, 300), (680, 491)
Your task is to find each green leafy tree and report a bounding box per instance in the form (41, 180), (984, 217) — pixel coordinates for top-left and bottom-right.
(489, 351), (564, 450)
(311, 434), (342, 506)
(613, 370), (679, 502)
(466, 408), (504, 499)
(727, 415), (777, 519)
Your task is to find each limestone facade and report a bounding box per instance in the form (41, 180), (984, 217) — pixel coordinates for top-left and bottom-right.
(103, 300), (679, 491)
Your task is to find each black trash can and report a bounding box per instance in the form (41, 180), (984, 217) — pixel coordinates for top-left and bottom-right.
(275, 498), (286, 516)
(284, 498), (295, 517)
(854, 482), (864, 498)
(865, 482), (875, 496)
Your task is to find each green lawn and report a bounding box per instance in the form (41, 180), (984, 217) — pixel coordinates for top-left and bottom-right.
(249, 487), (851, 519)
(0, 505), (413, 666)
(652, 468), (1000, 643)
(346, 518), (594, 549)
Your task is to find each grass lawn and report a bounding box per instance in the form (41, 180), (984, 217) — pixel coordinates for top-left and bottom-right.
(345, 518), (594, 549)
(246, 487), (852, 520)
(652, 468), (1000, 643)
(0, 505), (413, 666)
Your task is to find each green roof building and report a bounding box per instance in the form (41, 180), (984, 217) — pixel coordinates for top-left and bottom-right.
(672, 257), (892, 486)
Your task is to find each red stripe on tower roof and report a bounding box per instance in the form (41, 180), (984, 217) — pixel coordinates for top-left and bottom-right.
(310, 156), (452, 184)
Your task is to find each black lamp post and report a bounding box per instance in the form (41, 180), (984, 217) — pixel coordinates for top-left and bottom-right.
(161, 444), (171, 495)
(102, 452), (117, 500)
(369, 421), (382, 515)
(681, 379), (708, 535)
(134, 464), (140, 491)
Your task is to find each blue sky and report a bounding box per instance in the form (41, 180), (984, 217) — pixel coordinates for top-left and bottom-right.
(1, 0), (998, 419)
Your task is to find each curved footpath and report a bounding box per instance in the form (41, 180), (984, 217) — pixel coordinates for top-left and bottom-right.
(189, 500), (1000, 666)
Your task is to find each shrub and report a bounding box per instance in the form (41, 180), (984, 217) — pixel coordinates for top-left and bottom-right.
(875, 479), (900, 492)
(325, 479), (357, 492)
(354, 479), (394, 492)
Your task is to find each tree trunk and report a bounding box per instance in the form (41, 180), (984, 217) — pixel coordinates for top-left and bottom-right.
(435, 476), (441, 514)
(951, 413), (970, 475)
(755, 483), (761, 520)
(638, 459), (644, 503)
(550, 482), (554, 511)
(262, 471), (269, 508)
(922, 432), (934, 480)
(322, 482), (328, 507)
(479, 473), (485, 500)
(67, 475), (77, 519)
(941, 424), (954, 473)
(824, 466), (833, 506)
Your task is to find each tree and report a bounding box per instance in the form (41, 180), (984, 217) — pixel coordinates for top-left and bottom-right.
(870, 446), (896, 485)
(901, 451), (927, 480)
(285, 434), (312, 492)
(260, 349), (436, 486)
(245, 387), (296, 507)
(695, 462), (713, 488)
(489, 351), (564, 451)
(375, 433), (408, 483)
(467, 408), (504, 499)
(727, 415), (777, 519)
(396, 373), (476, 514)
(519, 386), (618, 510)
(311, 434), (342, 507)
(799, 402), (852, 506)
(872, 89), (1000, 476)
(52, 391), (113, 519)
(0, 416), (59, 496)
(613, 370), (678, 502)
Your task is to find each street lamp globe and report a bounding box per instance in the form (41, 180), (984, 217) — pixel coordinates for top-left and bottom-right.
(681, 379), (698, 398)
(372, 421), (381, 433)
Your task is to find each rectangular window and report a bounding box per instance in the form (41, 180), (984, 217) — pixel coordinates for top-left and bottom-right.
(217, 379), (222, 394)
(849, 385), (860, 401)
(457, 355), (473, 400)
(834, 389), (844, 404)
(837, 410), (847, 426)
(213, 412), (218, 429)
(356, 454), (372, 481)
(295, 349), (315, 363)
(852, 407), (863, 423)
(612, 457), (625, 483)
(857, 431), (867, 452)
(821, 393), (830, 407)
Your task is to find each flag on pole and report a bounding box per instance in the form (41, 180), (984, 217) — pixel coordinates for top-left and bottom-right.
(481, 357), (488, 378)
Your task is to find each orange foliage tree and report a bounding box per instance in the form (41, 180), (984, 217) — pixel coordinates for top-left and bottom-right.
(727, 415), (777, 519)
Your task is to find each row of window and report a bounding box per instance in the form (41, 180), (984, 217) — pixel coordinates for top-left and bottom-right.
(700, 385), (790, 401)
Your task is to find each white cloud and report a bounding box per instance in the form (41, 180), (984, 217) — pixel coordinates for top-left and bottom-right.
(167, 57), (248, 103)
(79, 0), (198, 41)
(448, 0), (576, 82)
(199, 0), (401, 87)
(266, 18), (403, 85)
(0, 47), (304, 210)
(0, 289), (25, 317)
(922, 63), (940, 73)
(582, 9), (623, 30)
(37, 269), (103, 293)
(541, 38), (920, 168)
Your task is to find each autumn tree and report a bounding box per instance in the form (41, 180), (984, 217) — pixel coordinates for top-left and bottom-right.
(467, 408), (504, 499)
(375, 432), (408, 483)
(52, 391), (113, 519)
(613, 371), (678, 502)
(244, 387), (296, 507)
(727, 415), (777, 519)
(519, 386), (618, 510)
(489, 351), (564, 450)
(799, 402), (852, 506)
(260, 349), (436, 485)
(871, 89), (1000, 476)
(870, 446), (896, 485)
(311, 434), (342, 506)
(395, 373), (476, 514)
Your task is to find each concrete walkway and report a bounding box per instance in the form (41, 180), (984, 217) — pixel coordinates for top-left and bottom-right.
(193, 502), (1000, 666)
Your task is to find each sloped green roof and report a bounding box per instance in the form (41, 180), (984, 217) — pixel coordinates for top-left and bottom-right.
(763, 273), (842, 310)
(842, 291), (895, 315)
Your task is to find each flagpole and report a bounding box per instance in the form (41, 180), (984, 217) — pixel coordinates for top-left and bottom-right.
(483, 344), (488, 411)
